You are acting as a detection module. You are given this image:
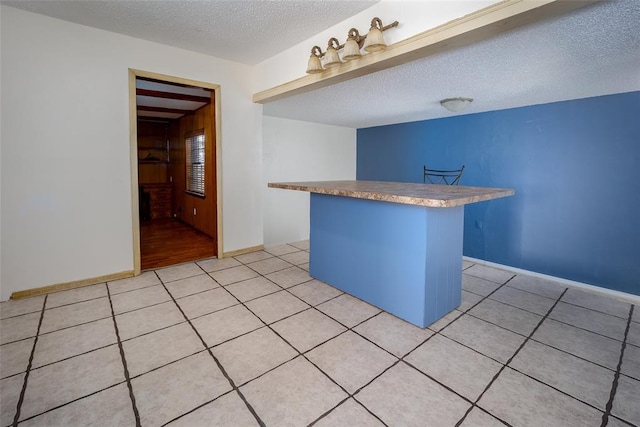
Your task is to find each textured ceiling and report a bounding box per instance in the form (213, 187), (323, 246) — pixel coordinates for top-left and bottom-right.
(2, 0), (378, 65)
(4, 0), (638, 129)
(264, 0), (640, 128)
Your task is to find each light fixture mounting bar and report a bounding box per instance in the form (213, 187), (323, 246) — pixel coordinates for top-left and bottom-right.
(305, 17), (399, 74)
(380, 20), (400, 32)
(324, 19), (399, 51)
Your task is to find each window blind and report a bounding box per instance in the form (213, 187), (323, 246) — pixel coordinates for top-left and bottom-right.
(185, 132), (205, 196)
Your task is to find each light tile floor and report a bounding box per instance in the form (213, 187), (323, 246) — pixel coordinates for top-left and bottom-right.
(1, 241), (638, 427)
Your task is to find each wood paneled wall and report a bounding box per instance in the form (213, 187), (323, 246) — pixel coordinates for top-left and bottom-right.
(138, 121), (169, 184)
(169, 102), (217, 241)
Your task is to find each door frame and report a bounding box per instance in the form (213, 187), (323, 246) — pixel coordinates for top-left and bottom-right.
(128, 68), (223, 275)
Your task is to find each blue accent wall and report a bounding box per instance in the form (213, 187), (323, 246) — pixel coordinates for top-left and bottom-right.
(357, 91), (640, 296)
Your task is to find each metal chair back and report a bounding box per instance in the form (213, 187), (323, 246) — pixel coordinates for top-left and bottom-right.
(423, 165), (465, 185)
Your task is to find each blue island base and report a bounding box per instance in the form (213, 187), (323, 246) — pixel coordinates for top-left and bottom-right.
(309, 193), (463, 328)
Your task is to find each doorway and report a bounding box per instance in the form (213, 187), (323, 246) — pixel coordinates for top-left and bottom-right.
(129, 69), (223, 273)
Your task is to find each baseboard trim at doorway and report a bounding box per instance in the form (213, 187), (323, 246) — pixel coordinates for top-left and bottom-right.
(10, 270), (135, 300)
(223, 244), (264, 258)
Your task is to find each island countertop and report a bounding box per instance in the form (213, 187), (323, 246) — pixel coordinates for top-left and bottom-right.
(268, 180), (515, 208)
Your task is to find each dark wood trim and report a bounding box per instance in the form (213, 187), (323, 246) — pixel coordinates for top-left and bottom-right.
(137, 76), (214, 91)
(137, 88), (211, 103)
(138, 105), (194, 115)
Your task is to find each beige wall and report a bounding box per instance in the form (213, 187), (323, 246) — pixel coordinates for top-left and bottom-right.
(0, 6), (261, 299)
(262, 117), (356, 246)
(0, 1), (501, 299)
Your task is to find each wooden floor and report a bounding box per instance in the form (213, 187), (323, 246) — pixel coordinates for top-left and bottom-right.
(140, 218), (215, 270)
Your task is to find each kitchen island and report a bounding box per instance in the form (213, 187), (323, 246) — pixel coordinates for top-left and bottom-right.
(268, 180), (515, 328)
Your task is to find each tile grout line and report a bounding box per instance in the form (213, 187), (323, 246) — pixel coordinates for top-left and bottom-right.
(396, 358), (521, 427)
(0, 283), (108, 321)
(138, 257), (621, 426)
(222, 294), (390, 418)
(154, 270), (266, 427)
(263, 311), (389, 425)
(184, 265), (316, 349)
(342, 276), (632, 425)
(124, 316), (316, 384)
(119, 319), (189, 343)
(244, 259), (514, 425)
(22, 342), (121, 374)
(1, 310), (42, 322)
(506, 365), (610, 414)
(600, 305), (635, 427)
(497, 281), (563, 300)
(8, 254), (627, 425)
(475, 294), (548, 322)
(382, 275), (520, 426)
(551, 297), (632, 322)
(233, 249), (306, 267)
(4, 288), (273, 343)
(416, 277), (545, 426)
(150, 260), (631, 422)
(14, 381), (130, 425)
(463, 272), (515, 286)
(461, 305), (628, 368)
(350, 277), (520, 427)
(459, 284), (632, 372)
(163, 262), (557, 425)
(127, 348), (210, 381)
(192, 265), (358, 420)
(539, 317), (628, 344)
(196, 260), (390, 426)
(11, 295), (47, 426)
(159, 389), (238, 427)
(109, 283), (161, 297)
(501, 284), (566, 302)
(436, 274), (517, 333)
(2, 314), (114, 343)
(461, 310), (534, 338)
(526, 335), (621, 374)
(454, 287), (569, 427)
(131, 310), (351, 385)
(283, 290), (439, 425)
(106, 286), (141, 427)
(41, 293), (109, 311)
(305, 396), (352, 427)
(308, 394), (390, 427)
(483, 274), (632, 322)
(404, 274), (515, 358)
(607, 416), (637, 427)
(214, 255), (347, 329)
(32, 313), (113, 335)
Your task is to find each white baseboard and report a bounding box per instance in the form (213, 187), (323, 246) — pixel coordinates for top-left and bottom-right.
(463, 256), (640, 306)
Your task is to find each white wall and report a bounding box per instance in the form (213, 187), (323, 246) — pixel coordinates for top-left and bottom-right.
(0, 6), (263, 300)
(262, 117), (355, 246)
(0, 5), (3, 296)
